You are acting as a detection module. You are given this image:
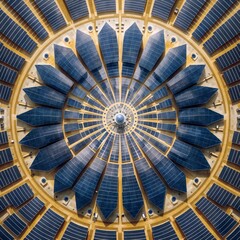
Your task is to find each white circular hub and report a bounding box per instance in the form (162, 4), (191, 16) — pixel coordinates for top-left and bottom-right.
(115, 113), (126, 125)
(103, 103), (138, 134)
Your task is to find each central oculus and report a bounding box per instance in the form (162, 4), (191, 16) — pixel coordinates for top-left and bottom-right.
(115, 113), (126, 125)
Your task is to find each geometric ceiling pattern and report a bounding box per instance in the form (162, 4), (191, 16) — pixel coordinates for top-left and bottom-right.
(0, 0), (239, 240)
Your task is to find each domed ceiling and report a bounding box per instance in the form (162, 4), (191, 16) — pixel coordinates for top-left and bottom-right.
(0, 0), (239, 239)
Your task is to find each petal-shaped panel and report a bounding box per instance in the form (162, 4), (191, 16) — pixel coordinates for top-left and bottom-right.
(145, 45), (186, 90)
(178, 108), (224, 126)
(54, 44), (95, 90)
(167, 65), (205, 95)
(74, 158), (106, 210)
(36, 65), (74, 94)
(175, 86), (217, 108)
(132, 133), (186, 192)
(97, 163), (118, 219)
(20, 124), (63, 149)
(168, 140), (211, 171)
(30, 140), (73, 171)
(134, 30), (165, 82)
(135, 158), (166, 210)
(139, 30), (165, 71)
(177, 124), (221, 148)
(54, 141), (99, 193)
(24, 86), (66, 109)
(122, 23), (143, 77)
(122, 163), (144, 219)
(17, 107), (62, 127)
(98, 23), (119, 77)
(76, 30), (102, 71)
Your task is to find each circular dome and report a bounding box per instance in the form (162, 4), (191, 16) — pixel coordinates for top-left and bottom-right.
(0, 0), (239, 239)
(115, 113), (126, 125)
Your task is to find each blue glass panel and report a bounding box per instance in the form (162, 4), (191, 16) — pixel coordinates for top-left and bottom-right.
(76, 30), (102, 71)
(0, 84), (12, 102)
(20, 124), (63, 149)
(0, 9), (37, 53)
(152, 0), (176, 21)
(111, 78), (120, 102)
(19, 197), (44, 223)
(135, 158), (166, 210)
(168, 139), (210, 171)
(175, 208), (215, 240)
(230, 197), (240, 212)
(167, 65), (205, 94)
(36, 65), (74, 94)
(226, 226), (240, 240)
(0, 148), (12, 166)
(110, 135), (119, 163)
(193, 0), (237, 41)
(124, 229), (146, 240)
(62, 222), (88, 240)
(0, 43), (25, 71)
(64, 0), (89, 20)
(135, 129), (168, 153)
(125, 80), (141, 103)
(71, 86), (86, 99)
(0, 64), (18, 85)
(229, 84), (240, 103)
(228, 148), (240, 167)
(174, 0), (207, 31)
(54, 144), (97, 192)
(17, 107), (62, 126)
(207, 183), (236, 208)
(219, 166), (240, 189)
(122, 163), (144, 219)
(124, 0), (146, 14)
(158, 123), (176, 133)
(178, 107), (223, 126)
(94, 0), (116, 13)
(122, 23), (142, 77)
(158, 111), (176, 120)
(145, 45), (186, 90)
(54, 44), (95, 90)
(67, 98), (82, 109)
(30, 140), (73, 171)
(121, 135), (131, 163)
(98, 23), (119, 77)
(132, 133), (186, 192)
(203, 11), (240, 55)
(94, 229), (116, 240)
(140, 30), (165, 72)
(74, 158), (106, 210)
(127, 135), (143, 160)
(175, 86), (217, 108)
(196, 197), (237, 237)
(98, 134), (114, 160)
(24, 86), (66, 108)
(5, 183), (33, 208)
(5, 0), (48, 40)
(0, 166), (21, 189)
(0, 131), (8, 145)
(34, 0), (67, 32)
(177, 124), (221, 148)
(152, 221), (178, 240)
(0, 226), (14, 240)
(97, 164), (118, 219)
(216, 44), (240, 70)
(25, 209), (64, 240)
(4, 213), (27, 236)
(99, 81), (115, 104)
(223, 64), (240, 85)
(0, 196), (9, 212)
(64, 123), (82, 133)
